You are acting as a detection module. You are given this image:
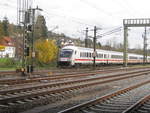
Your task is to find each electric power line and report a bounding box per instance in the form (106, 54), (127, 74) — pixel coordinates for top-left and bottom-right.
(79, 0), (114, 17)
(43, 11), (97, 27)
(97, 27), (122, 38)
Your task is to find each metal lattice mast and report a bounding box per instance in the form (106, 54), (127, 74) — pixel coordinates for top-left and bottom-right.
(17, 0), (33, 75)
(123, 18), (150, 67)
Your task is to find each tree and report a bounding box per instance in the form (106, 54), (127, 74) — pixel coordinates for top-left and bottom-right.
(97, 42), (102, 48)
(35, 39), (58, 64)
(0, 21), (4, 38)
(34, 15), (48, 40)
(84, 38), (93, 48)
(2, 17), (9, 36)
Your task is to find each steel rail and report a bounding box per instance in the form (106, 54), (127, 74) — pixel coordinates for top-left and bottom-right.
(0, 70), (150, 105)
(122, 94), (150, 113)
(0, 69), (150, 95)
(58, 80), (150, 113)
(0, 67), (149, 85)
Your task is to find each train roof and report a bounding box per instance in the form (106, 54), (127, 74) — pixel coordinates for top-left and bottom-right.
(62, 45), (120, 53)
(62, 46), (122, 54)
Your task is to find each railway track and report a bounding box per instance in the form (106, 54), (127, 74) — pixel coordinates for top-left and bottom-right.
(0, 66), (116, 76)
(0, 67), (124, 85)
(0, 69), (150, 113)
(59, 80), (150, 113)
(0, 69), (150, 95)
(0, 67), (149, 85)
(123, 94), (150, 113)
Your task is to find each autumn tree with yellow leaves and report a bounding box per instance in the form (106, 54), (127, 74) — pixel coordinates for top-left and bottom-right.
(35, 39), (58, 64)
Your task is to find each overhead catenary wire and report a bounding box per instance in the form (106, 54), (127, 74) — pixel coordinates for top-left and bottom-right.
(79, 0), (122, 23)
(0, 3), (16, 9)
(43, 10), (99, 27)
(120, 0), (143, 17)
(79, 0), (114, 17)
(113, 0), (136, 17)
(98, 27), (122, 38)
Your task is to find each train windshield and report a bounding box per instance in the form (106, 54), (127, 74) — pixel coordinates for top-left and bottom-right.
(60, 49), (73, 58)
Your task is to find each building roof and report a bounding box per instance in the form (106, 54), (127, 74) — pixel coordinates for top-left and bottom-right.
(0, 37), (15, 47)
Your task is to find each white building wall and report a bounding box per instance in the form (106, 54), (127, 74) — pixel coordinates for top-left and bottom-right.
(0, 46), (15, 58)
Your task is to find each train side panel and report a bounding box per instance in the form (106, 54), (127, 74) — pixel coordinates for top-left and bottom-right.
(58, 46), (147, 67)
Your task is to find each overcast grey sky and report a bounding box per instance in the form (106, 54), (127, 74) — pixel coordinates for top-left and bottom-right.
(1, 0), (150, 48)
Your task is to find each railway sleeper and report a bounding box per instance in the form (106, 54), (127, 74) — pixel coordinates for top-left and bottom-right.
(16, 100), (26, 104)
(107, 100), (137, 104)
(24, 99), (33, 102)
(94, 104), (130, 109)
(136, 109), (150, 113)
(98, 102), (132, 107)
(139, 106), (150, 111)
(81, 109), (95, 113)
(89, 105), (127, 111)
(0, 90), (79, 113)
(143, 102), (150, 107)
(82, 108), (122, 113)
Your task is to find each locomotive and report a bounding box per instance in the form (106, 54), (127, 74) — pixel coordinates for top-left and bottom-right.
(57, 46), (150, 67)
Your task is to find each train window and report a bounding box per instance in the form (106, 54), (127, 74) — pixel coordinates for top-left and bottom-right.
(80, 52), (82, 57)
(99, 54), (103, 58)
(111, 55), (123, 59)
(96, 53), (98, 58)
(104, 54), (107, 58)
(84, 52), (86, 57)
(108, 55), (109, 58)
(60, 49), (73, 58)
(88, 52), (90, 57)
(140, 57), (143, 59)
(83, 52), (85, 57)
(88, 52), (89, 57)
(75, 51), (77, 54)
(89, 53), (91, 57)
(80, 52), (85, 57)
(129, 56), (138, 59)
(82, 52), (84, 57)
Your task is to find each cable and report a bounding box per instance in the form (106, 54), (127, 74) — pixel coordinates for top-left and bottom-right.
(79, 0), (114, 17)
(97, 27), (122, 38)
(0, 3), (16, 9)
(120, 0), (142, 17)
(113, 0), (135, 17)
(43, 10), (100, 27)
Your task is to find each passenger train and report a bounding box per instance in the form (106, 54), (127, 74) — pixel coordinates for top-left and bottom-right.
(57, 46), (150, 67)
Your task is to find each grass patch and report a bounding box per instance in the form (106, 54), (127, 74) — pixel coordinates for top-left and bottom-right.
(0, 67), (16, 71)
(35, 60), (57, 70)
(0, 58), (21, 70)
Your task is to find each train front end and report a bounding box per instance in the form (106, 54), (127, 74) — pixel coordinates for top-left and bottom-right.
(58, 47), (74, 67)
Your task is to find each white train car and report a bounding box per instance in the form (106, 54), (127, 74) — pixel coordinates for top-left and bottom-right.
(58, 45), (150, 67)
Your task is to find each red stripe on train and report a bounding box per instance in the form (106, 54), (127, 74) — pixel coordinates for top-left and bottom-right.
(75, 59), (143, 62)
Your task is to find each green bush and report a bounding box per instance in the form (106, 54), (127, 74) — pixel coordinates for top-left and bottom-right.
(0, 58), (16, 67)
(0, 57), (57, 70)
(35, 59), (57, 69)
